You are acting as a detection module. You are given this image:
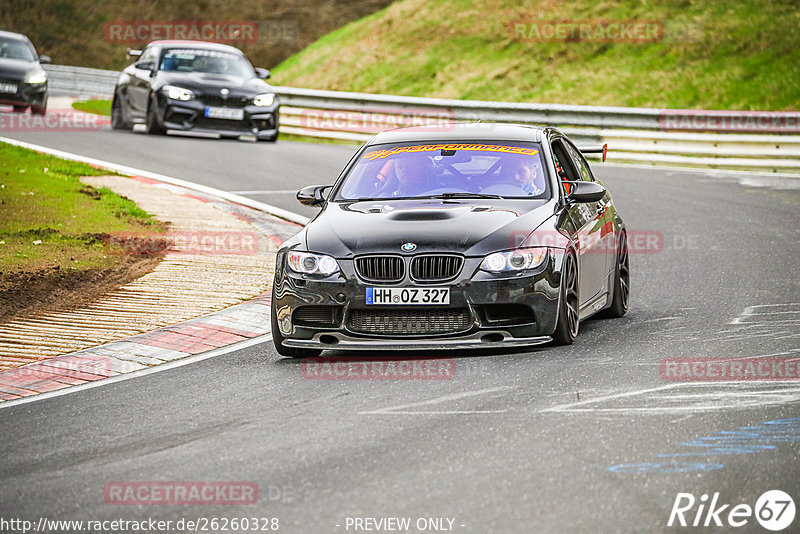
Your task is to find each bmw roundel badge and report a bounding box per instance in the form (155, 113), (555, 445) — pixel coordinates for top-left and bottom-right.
(401, 242), (417, 252)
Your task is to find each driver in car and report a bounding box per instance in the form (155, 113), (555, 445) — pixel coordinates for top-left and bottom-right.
(508, 157), (545, 195)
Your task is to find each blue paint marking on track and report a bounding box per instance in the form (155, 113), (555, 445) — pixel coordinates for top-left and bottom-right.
(608, 418), (800, 474)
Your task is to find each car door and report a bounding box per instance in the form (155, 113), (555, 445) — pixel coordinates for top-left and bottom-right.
(564, 140), (616, 295)
(551, 138), (607, 307)
(127, 45), (157, 116)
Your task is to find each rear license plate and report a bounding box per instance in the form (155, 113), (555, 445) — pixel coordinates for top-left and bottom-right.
(366, 287), (450, 305)
(0, 83), (17, 94)
(204, 106), (244, 120)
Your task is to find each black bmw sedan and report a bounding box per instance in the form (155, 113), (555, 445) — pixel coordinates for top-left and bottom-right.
(111, 40), (279, 141)
(0, 30), (50, 115)
(272, 123), (630, 357)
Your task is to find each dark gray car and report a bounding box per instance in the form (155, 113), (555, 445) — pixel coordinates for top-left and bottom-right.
(111, 40), (279, 141)
(0, 30), (49, 115)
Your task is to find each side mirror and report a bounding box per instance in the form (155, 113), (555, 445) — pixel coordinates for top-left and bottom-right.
(566, 181), (606, 203)
(297, 185), (331, 207)
(38, 55), (51, 64)
(134, 60), (155, 74)
(254, 68), (271, 79)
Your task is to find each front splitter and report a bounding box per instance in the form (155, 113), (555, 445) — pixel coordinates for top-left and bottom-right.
(282, 331), (552, 351)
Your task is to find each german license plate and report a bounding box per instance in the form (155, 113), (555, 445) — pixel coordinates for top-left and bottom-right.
(0, 83), (17, 94)
(366, 287), (450, 305)
(204, 106), (244, 120)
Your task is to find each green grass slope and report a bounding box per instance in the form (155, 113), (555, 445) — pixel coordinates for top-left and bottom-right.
(273, 0), (800, 110)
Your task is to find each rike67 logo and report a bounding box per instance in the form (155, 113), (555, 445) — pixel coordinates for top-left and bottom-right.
(668, 490), (795, 531)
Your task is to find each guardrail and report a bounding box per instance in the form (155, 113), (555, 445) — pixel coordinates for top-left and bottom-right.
(42, 65), (800, 173)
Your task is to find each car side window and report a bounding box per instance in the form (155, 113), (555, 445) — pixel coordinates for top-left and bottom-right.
(551, 139), (582, 195)
(565, 142), (594, 182)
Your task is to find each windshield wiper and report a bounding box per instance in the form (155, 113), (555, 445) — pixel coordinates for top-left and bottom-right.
(425, 192), (504, 200)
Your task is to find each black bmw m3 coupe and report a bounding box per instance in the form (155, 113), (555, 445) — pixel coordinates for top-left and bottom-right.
(272, 123), (629, 357)
(111, 40), (279, 141)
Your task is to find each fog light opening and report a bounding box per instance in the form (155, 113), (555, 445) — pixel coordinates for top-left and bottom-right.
(481, 333), (504, 343)
(319, 335), (339, 345)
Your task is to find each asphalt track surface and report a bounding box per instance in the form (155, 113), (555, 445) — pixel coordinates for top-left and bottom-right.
(1, 122), (799, 533)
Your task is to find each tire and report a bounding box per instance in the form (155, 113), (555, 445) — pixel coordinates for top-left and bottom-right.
(31, 95), (47, 116)
(552, 252), (579, 345)
(12, 105), (27, 113)
(270, 287), (323, 359)
(145, 94), (166, 135)
(599, 231), (630, 318)
(111, 94), (131, 130)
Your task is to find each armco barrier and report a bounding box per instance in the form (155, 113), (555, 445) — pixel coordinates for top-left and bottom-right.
(39, 65), (800, 173)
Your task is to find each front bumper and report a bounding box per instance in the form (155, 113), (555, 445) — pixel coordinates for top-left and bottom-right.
(0, 80), (47, 108)
(273, 251), (564, 351)
(157, 98), (279, 139)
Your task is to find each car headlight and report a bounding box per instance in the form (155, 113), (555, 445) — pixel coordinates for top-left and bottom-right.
(287, 251), (340, 276)
(252, 93), (275, 107)
(24, 70), (47, 84)
(480, 247), (548, 272)
(163, 85), (194, 101)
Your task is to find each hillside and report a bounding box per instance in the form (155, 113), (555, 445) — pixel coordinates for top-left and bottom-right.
(0, 0), (392, 70)
(272, 0), (800, 110)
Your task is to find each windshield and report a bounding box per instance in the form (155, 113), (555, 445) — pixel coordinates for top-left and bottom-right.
(0, 38), (36, 62)
(335, 141), (549, 200)
(159, 48), (254, 77)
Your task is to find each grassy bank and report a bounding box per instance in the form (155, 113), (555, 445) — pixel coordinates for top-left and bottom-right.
(72, 99), (111, 116)
(273, 0), (800, 110)
(0, 142), (166, 317)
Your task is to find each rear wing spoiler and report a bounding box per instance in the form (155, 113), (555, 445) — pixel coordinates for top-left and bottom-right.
(578, 144), (607, 162)
(126, 48), (142, 59)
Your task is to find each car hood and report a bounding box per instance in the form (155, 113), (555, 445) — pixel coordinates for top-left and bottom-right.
(304, 199), (557, 257)
(154, 72), (270, 95)
(0, 58), (38, 80)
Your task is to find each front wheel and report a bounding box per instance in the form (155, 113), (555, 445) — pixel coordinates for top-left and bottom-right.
(258, 132), (278, 142)
(552, 252), (579, 345)
(12, 105), (27, 113)
(145, 95), (166, 135)
(31, 95), (47, 116)
(270, 290), (322, 359)
(111, 94), (131, 130)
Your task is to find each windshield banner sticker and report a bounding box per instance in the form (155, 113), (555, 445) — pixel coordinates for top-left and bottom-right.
(364, 144), (540, 161)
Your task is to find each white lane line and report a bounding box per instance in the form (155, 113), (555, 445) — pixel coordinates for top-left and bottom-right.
(0, 335), (273, 411)
(359, 386), (514, 415)
(543, 382), (800, 414)
(0, 136), (310, 226)
(542, 384), (679, 413)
